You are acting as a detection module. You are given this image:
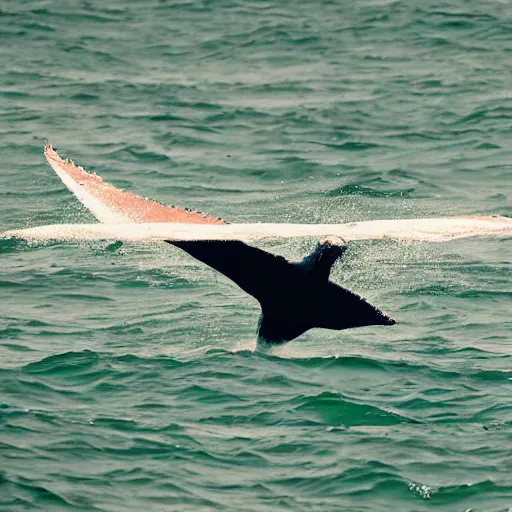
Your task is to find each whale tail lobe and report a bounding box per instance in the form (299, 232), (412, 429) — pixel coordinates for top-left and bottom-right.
(168, 238), (395, 344)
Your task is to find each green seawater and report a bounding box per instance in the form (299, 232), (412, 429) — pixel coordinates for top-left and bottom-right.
(1, 1), (511, 510)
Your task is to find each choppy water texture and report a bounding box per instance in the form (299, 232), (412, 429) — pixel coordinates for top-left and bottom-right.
(1, 1), (511, 510)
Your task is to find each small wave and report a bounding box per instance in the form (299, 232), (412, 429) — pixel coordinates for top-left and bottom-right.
(291, 391), (419, 427)
(326, 183), (414, 198)
(0, 473), (74, 508)
(434, 479), (508, 503)
(69, 93), (99, 101)
(449, 106), (512, 127)
(31, 7), (122, 24)
(22, 350), (101, 376)
(106, 146), (172, 163)
(271, 463), (405, 499)
(0, 237), (31, 254)
(176, 384), (245, 405)
(311, 140), (383, 151)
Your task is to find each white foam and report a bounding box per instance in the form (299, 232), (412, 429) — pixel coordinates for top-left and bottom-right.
(4, 216), (512, 243)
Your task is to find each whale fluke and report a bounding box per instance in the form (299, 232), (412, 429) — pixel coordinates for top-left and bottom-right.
(168, 238), (395, 344)
(43, 144), (395, 344)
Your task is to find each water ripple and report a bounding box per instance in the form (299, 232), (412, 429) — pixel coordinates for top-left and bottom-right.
(1, 0), (512, 510)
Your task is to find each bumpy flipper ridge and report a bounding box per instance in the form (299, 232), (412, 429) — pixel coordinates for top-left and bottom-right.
(44, 144), (227, 225)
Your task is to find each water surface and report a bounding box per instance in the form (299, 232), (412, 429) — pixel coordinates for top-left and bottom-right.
(1, 1), (511, 510)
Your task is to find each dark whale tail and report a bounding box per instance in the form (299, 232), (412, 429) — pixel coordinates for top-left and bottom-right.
(42, 146), (394, 344)
(168, 238), (395, 344)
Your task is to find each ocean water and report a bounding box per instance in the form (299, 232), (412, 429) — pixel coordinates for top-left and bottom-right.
(1, 0), (511, 510)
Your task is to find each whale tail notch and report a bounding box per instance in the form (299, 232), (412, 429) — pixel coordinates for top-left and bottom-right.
(168, 237), (395, 344)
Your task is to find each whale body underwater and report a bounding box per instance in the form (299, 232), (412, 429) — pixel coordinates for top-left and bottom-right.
(7, 145), (512, 344)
